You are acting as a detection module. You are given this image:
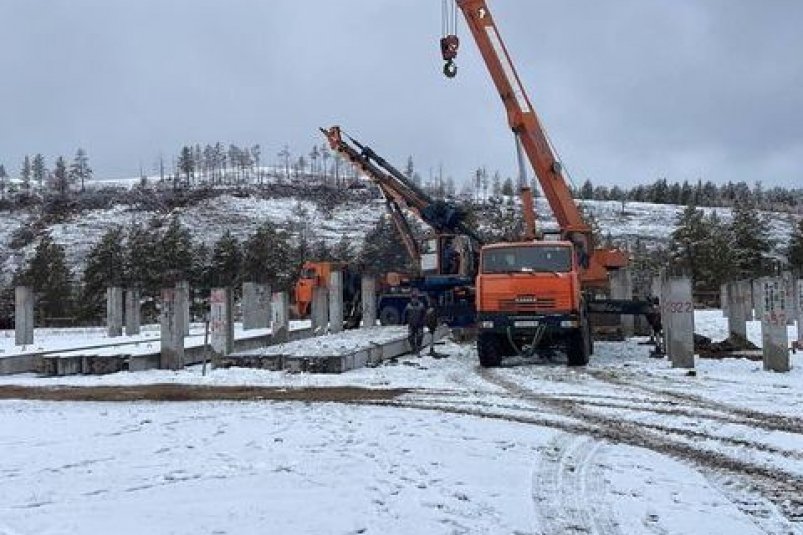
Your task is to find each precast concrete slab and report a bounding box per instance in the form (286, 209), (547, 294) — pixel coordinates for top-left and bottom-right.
(223, 326), (447, 374)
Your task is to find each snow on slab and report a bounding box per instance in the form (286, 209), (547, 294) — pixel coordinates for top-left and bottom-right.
(0, 321), (309, 359)
(238, 326), (409, 357)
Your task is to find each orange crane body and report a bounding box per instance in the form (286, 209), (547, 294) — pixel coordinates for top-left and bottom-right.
(454, 0), (627, 289)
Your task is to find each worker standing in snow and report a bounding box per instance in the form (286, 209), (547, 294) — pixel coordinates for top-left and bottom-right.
(403, 290), (426, 356)
(424, 305), (441, 357)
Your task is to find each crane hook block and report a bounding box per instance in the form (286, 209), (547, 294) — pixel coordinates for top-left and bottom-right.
(440, 35), (459, 61)
(443, 60), (458, 78)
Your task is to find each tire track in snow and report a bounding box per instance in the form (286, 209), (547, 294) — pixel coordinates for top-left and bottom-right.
(472, 369), (803, 529)
(533, 433), (621, 535)
(585, 368), (803, 435)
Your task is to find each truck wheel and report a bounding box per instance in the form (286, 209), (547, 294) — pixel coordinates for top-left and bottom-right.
(379, 306), (401, 326)
(477, 333), (502, 368)
(567, 327), (590, 366)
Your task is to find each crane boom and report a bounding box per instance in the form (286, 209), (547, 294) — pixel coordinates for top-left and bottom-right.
(321, 126), (483, 248)
(455, 0), (588, 235)
(448, 0), (627, 287)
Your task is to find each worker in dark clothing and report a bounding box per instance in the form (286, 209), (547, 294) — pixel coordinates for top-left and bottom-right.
(424, 306), (442, 357)
(403, 290), (426, 356)
(645, 297), (664, 357)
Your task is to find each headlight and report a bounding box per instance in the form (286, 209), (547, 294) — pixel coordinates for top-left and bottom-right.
(560, 320), (579, 328)
(481, 321), (494, 329)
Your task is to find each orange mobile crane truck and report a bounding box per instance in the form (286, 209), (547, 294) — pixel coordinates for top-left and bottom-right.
(441, 0), (647, 367)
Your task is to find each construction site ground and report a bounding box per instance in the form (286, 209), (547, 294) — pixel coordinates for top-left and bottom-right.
(0, 310), (801, 534)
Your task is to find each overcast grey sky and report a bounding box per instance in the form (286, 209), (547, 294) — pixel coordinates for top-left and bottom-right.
(1, 0), (801, 188)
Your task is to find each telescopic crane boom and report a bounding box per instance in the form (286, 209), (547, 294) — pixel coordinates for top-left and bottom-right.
(443, 0), (626, 287)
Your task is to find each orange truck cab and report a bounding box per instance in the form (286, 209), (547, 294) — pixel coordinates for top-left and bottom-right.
(475, 240), (592, 367)
(294, 261), (346, 317)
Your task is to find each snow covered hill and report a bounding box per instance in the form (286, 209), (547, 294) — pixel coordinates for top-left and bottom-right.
(0, 182), (798, 285)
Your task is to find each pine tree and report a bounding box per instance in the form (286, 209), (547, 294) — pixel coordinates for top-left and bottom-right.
(210, 231), (242, 288)
(729, 200), (774, 278)
(501, 177), (515, 197)
(333, 234), (354, 262)
(32, 154), (47, 188)
(242, 222), (294, 290)
(159, 216), (194, 284)
(20, 155), (32, 192)
(79, 227), (126, 319)
(0, 164), (7, 199)
(177, 146), (194, 187)
(15, 234), (73, 320)
(125, 221), (163, 294)
(787, 218), (803, 273)
(69, 148), (92, 192)
(359, 216), (416, 275)
(51, 156), (72, 197)
(697, 211), (735, 291)
(579, 179), (594, 200)
(669, 205), (708, 280)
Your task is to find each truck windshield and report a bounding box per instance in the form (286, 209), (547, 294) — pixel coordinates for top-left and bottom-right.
(481, 246), (572, 273)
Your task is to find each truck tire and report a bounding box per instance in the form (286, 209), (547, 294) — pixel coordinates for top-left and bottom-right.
(566, 326), (590, 366)
(379, 306), (401, 326)
(477, 333), (503, 368)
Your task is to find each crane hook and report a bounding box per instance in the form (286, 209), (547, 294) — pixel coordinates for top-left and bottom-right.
(440, 34), (459, 78)
(443, 60), (457, 78)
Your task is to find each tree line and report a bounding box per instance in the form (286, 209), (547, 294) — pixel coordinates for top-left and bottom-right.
(666, 200), (803, 293)
(0, 149), (92, 200)
(577, 177), (803, 212)
(6, 212), (415, 326)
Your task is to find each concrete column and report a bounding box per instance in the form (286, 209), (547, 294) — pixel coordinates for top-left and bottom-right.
(797, 278), (803, 346)
(160, 288), (184, 370)
(271, 291), (290, 343)
(176, 280), (190, 336)
(210, 288), (234, 357)
(106, 287), (123, 337)
(720, 283), (729, 318)
(125, 289), (141, 336)
(660, 274), (671, 358)
(328, 270), (343, 334)
(311, 286), (328, 333)
(242, 282), (271, 330)
(727, 280), (749, 340)
(665, 277), (695, 369)
(14, 286), (34, 346)
(361, 275), (377, 328)
(756, 277), (790, 372)
(610, 269), (634, 338)
(782, 272), (796, 326)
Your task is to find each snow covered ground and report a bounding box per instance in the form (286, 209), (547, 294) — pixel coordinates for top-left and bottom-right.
(0, 310), (802, 534)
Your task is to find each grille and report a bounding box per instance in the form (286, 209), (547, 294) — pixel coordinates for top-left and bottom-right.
(498, 297), (557, 311)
